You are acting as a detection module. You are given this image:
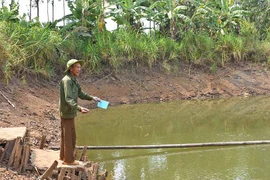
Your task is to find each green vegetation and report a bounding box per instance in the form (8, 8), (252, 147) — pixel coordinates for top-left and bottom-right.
(0, 0), (270, 83)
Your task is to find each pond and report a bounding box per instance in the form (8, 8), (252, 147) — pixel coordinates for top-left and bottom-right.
(76, 96), (270, 180)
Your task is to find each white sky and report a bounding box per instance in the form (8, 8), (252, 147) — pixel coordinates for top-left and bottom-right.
(3, 0), (153, 32)
(3, 0), (71, 25)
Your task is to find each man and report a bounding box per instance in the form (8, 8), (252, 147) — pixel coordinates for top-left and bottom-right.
(59, 59), (100, 165)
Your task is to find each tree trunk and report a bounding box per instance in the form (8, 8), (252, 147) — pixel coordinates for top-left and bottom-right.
(63, 0), (65, 26)
(35, 0), (40, 18)
(29, 0), (32, 20)
(47, 0), (50, 22)
(52, 0), (54, 22)
(170, 18), (176, 40)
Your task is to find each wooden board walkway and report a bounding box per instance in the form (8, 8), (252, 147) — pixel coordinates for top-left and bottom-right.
(31, 148), (107, 179)
(0, 127), (107, 179)
(0, 126), (29, 173)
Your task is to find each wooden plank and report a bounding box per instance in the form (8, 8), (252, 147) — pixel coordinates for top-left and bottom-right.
(13, 142), (23, 169)
(8, 137), (20, 167)
(31, 149), (60, 169)
(39, 160), (58, 180)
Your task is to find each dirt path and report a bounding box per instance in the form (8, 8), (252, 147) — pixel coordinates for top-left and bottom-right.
(0, 63), (270, 179)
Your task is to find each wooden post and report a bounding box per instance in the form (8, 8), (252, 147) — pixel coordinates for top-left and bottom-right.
(8, 137), (20, 167)
(39, 160), (58, 180)
(93, 163), (99, 180)
(98, 170), (108, 180)
(78, 171), (82, 180)
(70, 168), (76, 180)
(39, 135), (46, 149)
(0, 141), (9, 162)
(74, 147), (78, 160)
(87, 168), (93, 180)
(22, 145), (30, 173)
(79, 146), (87, 161)
(58, 168), (66, 180)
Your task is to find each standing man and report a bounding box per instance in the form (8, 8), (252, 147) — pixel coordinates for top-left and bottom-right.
(59, 59), (100, 165)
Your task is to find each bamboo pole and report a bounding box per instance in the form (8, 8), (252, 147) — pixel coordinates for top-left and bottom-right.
(51, 140), (270, 150)
(1, 92), (16, 109)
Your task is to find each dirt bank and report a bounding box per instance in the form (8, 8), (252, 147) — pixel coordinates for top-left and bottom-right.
(1, 62), (270, 179)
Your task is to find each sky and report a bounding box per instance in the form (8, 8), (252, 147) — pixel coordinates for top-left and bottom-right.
(3, 0), (118, 29)
(18, 0), (71, 25)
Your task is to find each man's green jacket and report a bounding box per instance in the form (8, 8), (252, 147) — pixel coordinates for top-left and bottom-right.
(59, 72), (93, 118)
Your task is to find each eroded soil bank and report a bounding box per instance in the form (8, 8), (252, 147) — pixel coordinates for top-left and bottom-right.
(1, 63), (270, 179)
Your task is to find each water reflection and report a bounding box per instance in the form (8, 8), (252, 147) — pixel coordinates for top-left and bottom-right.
(76, 96), (270, 179)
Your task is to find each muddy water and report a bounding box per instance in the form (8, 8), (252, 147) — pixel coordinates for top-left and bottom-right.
(76, 96), (270, 180)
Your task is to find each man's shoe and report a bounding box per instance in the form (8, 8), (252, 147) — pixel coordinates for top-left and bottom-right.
(62, 160), (80, 165)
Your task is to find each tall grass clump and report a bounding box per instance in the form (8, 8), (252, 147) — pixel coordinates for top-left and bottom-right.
(111, 28), (159, 69)
(0, 21), (28, 83)
(215, 33), (245, 66)
(156, 36), (181, 73)
(239, 21), (270, 63)
(0, 19), (64, 83)
(180, 31), (215, 65)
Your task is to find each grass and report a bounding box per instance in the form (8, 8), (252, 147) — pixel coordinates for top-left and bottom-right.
(0, 18), (270, 83)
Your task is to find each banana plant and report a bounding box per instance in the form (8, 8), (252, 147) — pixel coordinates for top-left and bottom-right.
(149, 0), (193, 39)
(108, 0), (148, 30)
(242, 0), (270, 39)
(60, 0), (104, 33)
(192, 0), (249, 36)
(0, 0), (20, 22)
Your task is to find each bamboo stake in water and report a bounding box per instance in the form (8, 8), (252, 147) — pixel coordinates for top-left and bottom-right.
(51, 140), (270, 150)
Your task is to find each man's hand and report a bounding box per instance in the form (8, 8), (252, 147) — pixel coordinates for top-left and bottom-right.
(93, 96), (101, 102)
(81, 107), (89, 113)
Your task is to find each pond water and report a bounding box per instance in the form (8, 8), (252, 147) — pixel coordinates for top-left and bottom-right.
(76, 96), (270, 180)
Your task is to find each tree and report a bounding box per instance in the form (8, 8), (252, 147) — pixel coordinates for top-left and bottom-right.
(47, 0), (50, 22)
(33, 0), (41, 18)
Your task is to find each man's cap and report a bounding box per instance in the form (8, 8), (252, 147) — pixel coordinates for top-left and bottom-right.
(65, 59), (84, 72)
